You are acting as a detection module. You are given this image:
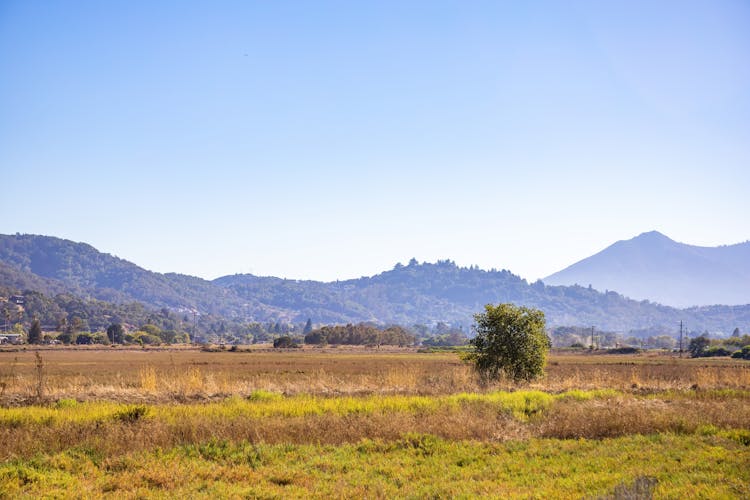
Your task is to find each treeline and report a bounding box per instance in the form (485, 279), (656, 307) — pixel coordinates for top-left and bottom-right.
(548, 325), (730, 351)
(0, 287), (303, 345)
(304, 324), (416, 346)
(688, 333), (750, 359)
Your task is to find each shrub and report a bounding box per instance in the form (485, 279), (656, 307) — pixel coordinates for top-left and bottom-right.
(56, 333), (74, 345)
(702, 346), (734, 357)
(606, 347), (640, 355)
(55, 398), (78, 409)
(730, 346), (750, 360)
(137, 333), (162, 345)
(247, 390), (283, 402)
(113, 405), (149, 423)
(273, 336), (299, 348)
(75, 333), (93, 345)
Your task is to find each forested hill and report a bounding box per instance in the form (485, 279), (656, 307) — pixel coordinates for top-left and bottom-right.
(1, 234), (749, 333)
(214, 262), (750, 332)
(0, 234), (272, 318)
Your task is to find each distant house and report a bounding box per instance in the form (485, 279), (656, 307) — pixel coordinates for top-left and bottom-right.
(8, 295), (25, 305)
(0, 333), (23, 344)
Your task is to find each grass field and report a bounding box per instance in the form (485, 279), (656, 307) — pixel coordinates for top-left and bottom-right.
(1, 346), (748, 497)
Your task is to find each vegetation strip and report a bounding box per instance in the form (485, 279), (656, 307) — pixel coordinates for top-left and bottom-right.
(0, 389), (621, 424)
(1, 434), (748, 498)
(1, 389), (748, 461)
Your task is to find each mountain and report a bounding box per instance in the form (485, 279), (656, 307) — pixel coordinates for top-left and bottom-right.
(2, 233), (750, 333)
(544, 231), (750, 308)
(0, 234), (272, 318)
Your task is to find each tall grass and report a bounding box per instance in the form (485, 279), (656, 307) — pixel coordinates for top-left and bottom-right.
(1, 349), (747, 405)
(0, 389), (747, 460)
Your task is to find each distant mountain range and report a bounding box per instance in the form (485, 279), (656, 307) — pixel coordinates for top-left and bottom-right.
(1, 233), (749, 334)
(544, 231), (750, 308)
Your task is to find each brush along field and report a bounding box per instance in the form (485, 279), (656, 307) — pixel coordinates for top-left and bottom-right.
(1, 347), (748, 498)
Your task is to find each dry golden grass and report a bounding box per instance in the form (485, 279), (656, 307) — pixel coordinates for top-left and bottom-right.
(537, 392), (750, 439)
(0, 346), (748, 405)
(0, 389), (747, 460)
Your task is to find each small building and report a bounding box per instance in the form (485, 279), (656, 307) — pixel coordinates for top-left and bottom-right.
(8, 295), (25, 305)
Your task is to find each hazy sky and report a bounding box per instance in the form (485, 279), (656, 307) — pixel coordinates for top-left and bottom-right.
(1, 1), (748, 282)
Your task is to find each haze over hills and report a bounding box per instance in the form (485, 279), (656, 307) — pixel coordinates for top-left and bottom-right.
(544, 231), (750, 308)
(1, 234), (749, 334)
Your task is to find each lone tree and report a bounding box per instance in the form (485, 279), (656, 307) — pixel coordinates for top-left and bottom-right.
(468, 303), (550, 383)
(688, 335), (710, 358)
(28, 318), (43, 344)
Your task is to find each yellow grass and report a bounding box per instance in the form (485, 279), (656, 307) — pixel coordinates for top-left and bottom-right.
(1, 347), (747, 405)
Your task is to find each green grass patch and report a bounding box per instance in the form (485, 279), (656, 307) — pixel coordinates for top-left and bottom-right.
(0, 389), (621, 425)
(0, 434), (747, 498)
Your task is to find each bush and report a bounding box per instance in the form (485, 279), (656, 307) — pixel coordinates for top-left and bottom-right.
(56, 332), (74, 345)
(135, 333), (162, 345)
(75, 333), (93, 345)
(702, 346), (734, 357)
(731, 346), (750, 360)
(273, 336), (299, 348)
(606, 347), (640, 355)
(114, 405), (149, 423)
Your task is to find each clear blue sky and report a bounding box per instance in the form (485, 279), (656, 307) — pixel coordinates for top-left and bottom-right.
(1, 1), (748, 282)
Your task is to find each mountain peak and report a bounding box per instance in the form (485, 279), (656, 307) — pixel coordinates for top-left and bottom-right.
(635, 230), (668, 239)
(545, 232), (750, 307)
(629, 230), (675, 244)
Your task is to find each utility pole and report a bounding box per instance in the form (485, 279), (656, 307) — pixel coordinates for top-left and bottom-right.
(679, 321), (683, 358)
(192, 309), (197, 343)
(591, 326), (595, 350)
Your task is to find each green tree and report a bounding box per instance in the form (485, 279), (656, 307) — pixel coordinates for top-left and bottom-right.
(468, 303), (550, 383)
(107, 323), (125, 344)
(28, 318), (43, 344)
(140, 324), (162, 337)
(75, 332), (93, 345)
(688, 335), (710, 358)
(273, 335), (299, 348)
(303, 318), (313, 335)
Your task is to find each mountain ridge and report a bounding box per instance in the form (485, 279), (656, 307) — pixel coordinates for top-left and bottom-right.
(544, 231), (750, 307)
(1, 233), (749, 333)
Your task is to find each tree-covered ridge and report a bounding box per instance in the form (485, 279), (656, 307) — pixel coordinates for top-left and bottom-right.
(0, 234), (274, 318)
(1, 234), (750, 334)
(217, 261), (750, 333)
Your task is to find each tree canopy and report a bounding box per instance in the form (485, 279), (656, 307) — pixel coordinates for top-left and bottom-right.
(468, 303), (550, 383)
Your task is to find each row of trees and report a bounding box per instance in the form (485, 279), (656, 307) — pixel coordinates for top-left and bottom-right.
(304, 324), (416, 346)
(688, 334), (750, 359)
(7, 320), (191, 346)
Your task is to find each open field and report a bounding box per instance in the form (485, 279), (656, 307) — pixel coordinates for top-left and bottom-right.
(1, 347), (748, 497)
(1, 346), (748, 404)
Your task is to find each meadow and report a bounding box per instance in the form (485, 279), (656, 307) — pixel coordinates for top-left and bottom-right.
(1, 346), (748, 498)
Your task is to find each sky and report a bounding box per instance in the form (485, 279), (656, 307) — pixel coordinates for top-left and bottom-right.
(1, 1), (749, 282)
